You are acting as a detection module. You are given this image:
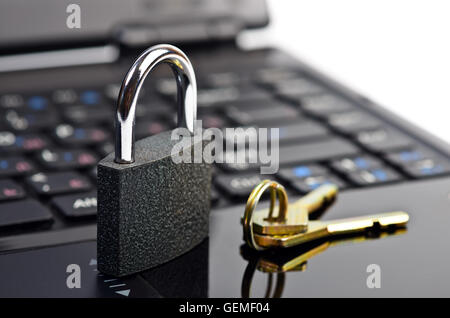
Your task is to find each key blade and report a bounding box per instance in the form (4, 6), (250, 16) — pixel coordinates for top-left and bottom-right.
(295, 183), (338, 214)
(253, 211), (409, 248)
(326, 211), (409, 234)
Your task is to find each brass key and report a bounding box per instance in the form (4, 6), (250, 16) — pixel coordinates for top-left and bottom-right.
(253, 211), (409, 248)
(242, 180), (409, 250)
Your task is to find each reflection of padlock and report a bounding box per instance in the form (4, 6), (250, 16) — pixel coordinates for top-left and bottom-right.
(97, 44), (211, 277)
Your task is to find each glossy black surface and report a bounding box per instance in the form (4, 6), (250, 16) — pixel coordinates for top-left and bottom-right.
(210, 177), (450, 297)
(1, 177), (450, 297)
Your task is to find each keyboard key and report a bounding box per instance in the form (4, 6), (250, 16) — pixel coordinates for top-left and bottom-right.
(26, 95), (50, 112)
(268, 120), (328, 143)
(196, 86), (270, 108)
(226, 102), (299, 125)
(326, 111), (381, 133)
(291, 175), (346, 194)
(79, 90), (102, 106)
(277, 164), (328, 183)
(215, 174), (264, 200)
(199, 72), (243, 88)
(254, 68), (302, 86)
(53, 124), (109, 146)
(0, 156), (35, 177)
(274, 78), (324, 96)
(4, 109), (58, 132)
(216, 148), (261, 173)
(51, 89), (78, 105)
(285, 94), (355, 116)
(200, 114), (228, 129)
(355, 128), (414, 152)
(0, 199), (53, 229)
(52, 191), (97, 218)
(385, 149), (431, 166)
(135, 120), (170, 140)
(278, 137), (359, 166)
(347, 167), (401, 186)
(63, 104), (113, 125)
(0, 94), (25, 109)
(36, 149), (98, 170)
(26, 172), (92, 196)
(330, 155), (383, 173)
(0, 132), (50, 153)
(402, 158), (450, 178)
(0, 180), (26, 201)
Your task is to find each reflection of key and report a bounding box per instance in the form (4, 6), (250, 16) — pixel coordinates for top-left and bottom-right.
(242, 179), (409, 250)
(254, 211), (409, 248)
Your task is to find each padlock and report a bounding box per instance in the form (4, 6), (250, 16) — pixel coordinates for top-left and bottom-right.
(97, 44), (211, 277)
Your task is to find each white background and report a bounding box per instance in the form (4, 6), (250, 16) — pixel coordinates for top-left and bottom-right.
(239, 0), (450, 144)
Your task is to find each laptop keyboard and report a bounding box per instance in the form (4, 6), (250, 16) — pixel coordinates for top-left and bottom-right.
(0, 53), (449, 239)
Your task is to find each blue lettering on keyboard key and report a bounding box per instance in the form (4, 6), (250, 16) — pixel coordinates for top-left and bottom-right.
(293, 166), (311, 178)
(80, 90), (100, 105)
(27, 96), (48, 111)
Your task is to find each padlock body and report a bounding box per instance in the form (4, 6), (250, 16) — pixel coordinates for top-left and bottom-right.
(97, 131), (211, 277)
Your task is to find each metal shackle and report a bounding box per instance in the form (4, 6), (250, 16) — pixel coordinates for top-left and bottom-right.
(115, 44), (197, 164)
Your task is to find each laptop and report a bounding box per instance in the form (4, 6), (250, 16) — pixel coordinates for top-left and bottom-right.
(0, 0), (449, 298)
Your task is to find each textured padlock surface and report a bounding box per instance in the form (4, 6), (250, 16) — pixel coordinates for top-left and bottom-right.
(97, 131), (211, 277)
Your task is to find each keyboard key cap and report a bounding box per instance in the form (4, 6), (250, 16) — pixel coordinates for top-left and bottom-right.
(0, 132), (50, 153)
(402, 158), (450, 178)
(200, 72), (243, 88)
(347, 167), (401, 186)
(274, 78), (324, 96)
(385, 149), (432, 166)
(26, 95), (50, 112)
(51, 89), (78, 105)
(196, 86), (271, 108)
(330, 155), (383, 173)
(269, 120), (328, 143)
(326, 111), (381, 133)
(254, 68), (302, 86)
(385, 148), (450, 177)
(53, 124), (109, 146)
(0, 179), (26, 201)
(26, 172), (92, 196)
(291, 175), (346, 194)
(0, 94), (25, 109)
(135, 120), (170, 140)
(216, 148), (261, 173)
(285, 94), (355, 116)
(277, 164), (328, 183)
(36, 149), (98, 170)
(200, 114), (228, 129)
(0, 199), (53, 229)
(355, 128), (414, 152)
(79, 90), (102, 105)
(52, 191), (97, 218)
(0, 156), (35, 177)
(226, 102), (299, 125)
(63, 104), (113, 125)
(278, 137), (359, 166)
(4, 110), (59, 132)
(215, 174), (264, 200)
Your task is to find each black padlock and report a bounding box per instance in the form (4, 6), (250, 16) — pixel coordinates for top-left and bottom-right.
(97, 44), (211, 277)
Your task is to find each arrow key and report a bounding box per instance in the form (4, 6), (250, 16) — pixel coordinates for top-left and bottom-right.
(52, 191), (97, 218)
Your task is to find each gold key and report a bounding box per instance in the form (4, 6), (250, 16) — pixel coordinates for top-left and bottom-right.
(242, 179), (409, 250)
